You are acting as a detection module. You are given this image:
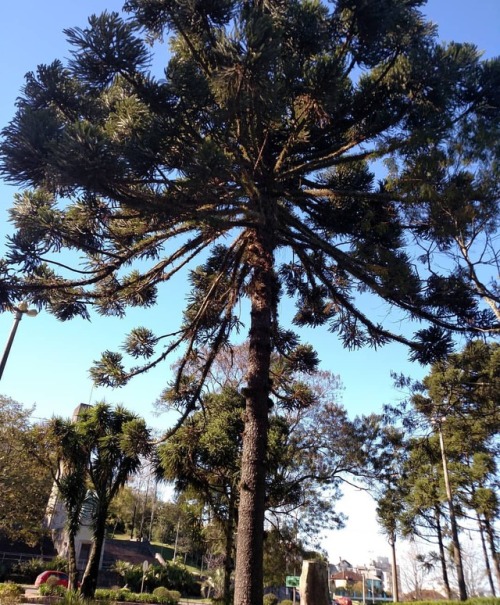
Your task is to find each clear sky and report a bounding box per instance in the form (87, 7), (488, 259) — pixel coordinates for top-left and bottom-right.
(0, 0), (499, 568)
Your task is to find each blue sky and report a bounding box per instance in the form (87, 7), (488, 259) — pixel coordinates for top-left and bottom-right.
(0, 0), (499, 566)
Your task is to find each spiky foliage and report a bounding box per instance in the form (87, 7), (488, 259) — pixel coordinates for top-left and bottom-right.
(1, 2), (499, 603)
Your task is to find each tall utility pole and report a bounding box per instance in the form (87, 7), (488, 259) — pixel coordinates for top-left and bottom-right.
(388, 534), (399, 603)
(0, 301), (38, 380)
(433, 416), (468, 601)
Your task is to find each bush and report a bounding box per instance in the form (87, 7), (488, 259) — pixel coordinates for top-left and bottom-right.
(111, 560), (197, 596)
(151, 587), (181, 603)
(279, 601), (294, 605)
(0, 583), (24, 605)
(93, 588), (180, 604)
(263, 594), (279, 605)
(39, 582), (67, 597)
(95, 589), (133, 601)
(11, 557), (68, 584)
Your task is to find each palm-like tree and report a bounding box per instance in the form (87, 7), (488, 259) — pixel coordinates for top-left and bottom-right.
(76, 403), (151, 598)
(49, 419), (89, 591)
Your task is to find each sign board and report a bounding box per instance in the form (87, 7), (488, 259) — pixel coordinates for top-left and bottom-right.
(286, 575), (300, 588)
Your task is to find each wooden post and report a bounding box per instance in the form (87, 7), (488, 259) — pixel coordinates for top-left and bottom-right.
(299, 560), (331, 605)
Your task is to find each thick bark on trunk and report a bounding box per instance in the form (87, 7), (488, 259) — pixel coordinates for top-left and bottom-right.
(80, 513), (107, 598)
(233, 228), (275, 605)
(435, 506), (451, 600)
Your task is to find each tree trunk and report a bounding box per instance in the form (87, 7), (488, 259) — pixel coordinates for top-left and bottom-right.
(437, 424), (467, 600)
(80, 512), (107, 598)
(130, 502), (137, 540)
(477, 514), (496, 596)
(67, 533), (79, 591)
(233, 227), (275, 605)
(484, 516), (500, 592)
(435, 506), (451, 599)
(223, 492), (237, 605)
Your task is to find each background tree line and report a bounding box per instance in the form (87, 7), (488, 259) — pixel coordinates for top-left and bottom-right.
(1, 342), (498, 601)
(376, 341), (500, 600)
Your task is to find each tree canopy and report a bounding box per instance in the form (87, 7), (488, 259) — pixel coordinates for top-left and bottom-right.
(28, 402), (152, 598)
(378, 341), (500, 599)
(0, 396), (52, 545)
(1, 1), (499, 603)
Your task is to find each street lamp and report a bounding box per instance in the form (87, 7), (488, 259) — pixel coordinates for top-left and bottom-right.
(387, 533), (399, 603)
(0, 301), (38, 380)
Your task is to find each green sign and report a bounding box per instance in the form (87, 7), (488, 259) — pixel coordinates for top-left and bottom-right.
(286, 576), (300, 588)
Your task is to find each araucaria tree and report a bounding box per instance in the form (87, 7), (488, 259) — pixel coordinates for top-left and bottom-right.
(1, 2), (499, 603)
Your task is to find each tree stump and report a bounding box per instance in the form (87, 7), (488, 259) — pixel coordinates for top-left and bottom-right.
(299, 559), (330, 605)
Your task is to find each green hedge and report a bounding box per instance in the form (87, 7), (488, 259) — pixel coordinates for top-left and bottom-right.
(405, 600), (500, 605)
(0, 582), (25, 605)
(94, 588), (180, 604)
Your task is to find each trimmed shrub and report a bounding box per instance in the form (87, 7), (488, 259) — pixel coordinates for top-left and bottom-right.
(38, 582), (66, 597)
(93, 588), (180, 604)
(0, 582), (24, 605)
(264, 594), (279, 605)
(151, 587), (181, 603)
(279, 600), (294, 605)
(94, 589), (133, 601)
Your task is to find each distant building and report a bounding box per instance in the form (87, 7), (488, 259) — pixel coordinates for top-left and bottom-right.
(330, 556), (399, 597)
(356, 561), (384, 596)
(374, 556), (401, 597)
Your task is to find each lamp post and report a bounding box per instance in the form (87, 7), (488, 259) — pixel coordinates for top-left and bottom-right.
(388, 533), (399, 603)
(432, 415), (468, 601)
(0, 301), (38, 380)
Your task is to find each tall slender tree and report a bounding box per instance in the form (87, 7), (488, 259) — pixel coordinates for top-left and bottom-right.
(76, 403), (151, 598)
(388, 341), (500, 599)
(1, 2), (499, 603)
(30, 418), (89, 591)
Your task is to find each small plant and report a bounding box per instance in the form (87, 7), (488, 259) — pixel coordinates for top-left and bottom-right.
(58, 592), (85, 605)
(0, 582), (24, 605)
(263, 594), (279, 605)
(39, 581), (66, 597)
